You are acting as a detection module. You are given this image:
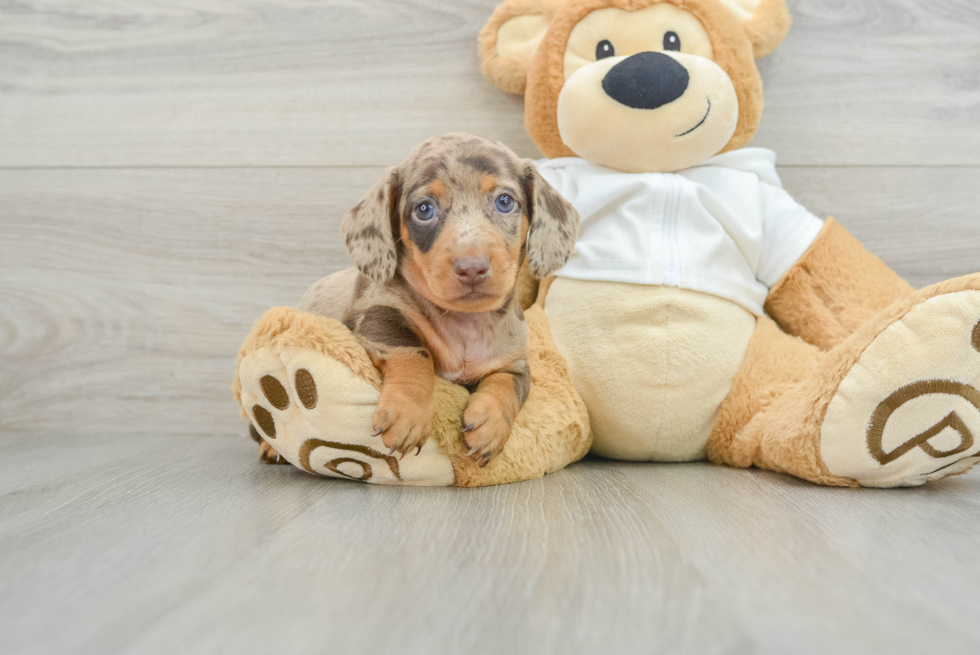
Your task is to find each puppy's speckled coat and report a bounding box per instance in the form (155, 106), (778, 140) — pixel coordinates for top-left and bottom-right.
(332, 133), (578, 465)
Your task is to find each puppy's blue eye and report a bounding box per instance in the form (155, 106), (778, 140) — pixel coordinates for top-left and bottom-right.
(415, 201), (436, 221)
(495, 194), (515, 213)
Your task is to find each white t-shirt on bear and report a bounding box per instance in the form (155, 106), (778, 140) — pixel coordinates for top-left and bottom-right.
(535, 148), (824, 317)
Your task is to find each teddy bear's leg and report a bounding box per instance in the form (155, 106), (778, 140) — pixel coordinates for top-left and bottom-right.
(235, 306), (464, 486)
(764, 218), (915, 350)
(244, 267), (361, 465)
(235, 303), (590, 487)
(710, 274), (980, 487)
(705, 316), (835, 479)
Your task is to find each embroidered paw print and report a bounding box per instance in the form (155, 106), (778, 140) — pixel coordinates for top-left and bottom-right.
(238, 347), (455, 485)
(250, 370), (318, 442)
(821, 291), (980, 487)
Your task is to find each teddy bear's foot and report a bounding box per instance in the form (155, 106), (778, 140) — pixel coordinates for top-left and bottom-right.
(234, 304), (591, 487)
(728, 276), (980, 488)
(236, 308), (456, 486)
(820, 280), (980, 487)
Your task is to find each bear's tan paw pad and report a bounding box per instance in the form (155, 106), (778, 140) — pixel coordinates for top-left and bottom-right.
(239, 346), (454, 486)
(822, 291), (980, 487)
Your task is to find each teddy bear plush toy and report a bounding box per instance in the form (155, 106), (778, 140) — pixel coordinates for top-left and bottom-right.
(234, 0), (980, 488)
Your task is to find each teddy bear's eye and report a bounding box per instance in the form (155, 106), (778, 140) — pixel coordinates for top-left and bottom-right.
(596, 39), (615, 60)
(663, 31), (681, 51)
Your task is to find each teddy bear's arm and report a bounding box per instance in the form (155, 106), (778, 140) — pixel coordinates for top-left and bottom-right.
(764, 218), (914, 351)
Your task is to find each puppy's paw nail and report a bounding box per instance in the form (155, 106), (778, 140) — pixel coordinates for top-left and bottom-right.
(467, 447), (478, 457)
(372, 428), (384, 437)
(388, 445), (397, 456)
(415, 446), (422, 456)
(462, 424), (475, 433)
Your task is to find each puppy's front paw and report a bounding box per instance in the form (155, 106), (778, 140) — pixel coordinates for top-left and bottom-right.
(373, 388), (434, 457)
(462, 392), (514, 466)
(259, 440), (289, 465)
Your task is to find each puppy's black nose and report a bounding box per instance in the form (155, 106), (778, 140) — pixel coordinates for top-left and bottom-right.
(602, 51), (689, 110)
(453, 257), (490, 284)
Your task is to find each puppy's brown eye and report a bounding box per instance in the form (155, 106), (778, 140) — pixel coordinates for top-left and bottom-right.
(664, 31), (681, 51)
(494, 194), (516, 213)
(596, 40), (615, 60)
(414, 200), (436, 221)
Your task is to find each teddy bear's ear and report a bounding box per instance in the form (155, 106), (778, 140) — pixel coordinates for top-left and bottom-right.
(479, 0), (561, 95)
(717, 0), (792, 58)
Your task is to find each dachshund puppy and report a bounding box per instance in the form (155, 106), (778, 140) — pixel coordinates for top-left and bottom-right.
(339, 133), (579, 466)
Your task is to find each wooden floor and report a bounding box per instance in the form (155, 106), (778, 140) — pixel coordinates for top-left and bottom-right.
(2, 434), (979, 655)
(1, 1), (978, 653)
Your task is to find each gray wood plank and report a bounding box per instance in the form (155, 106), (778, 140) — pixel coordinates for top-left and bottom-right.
(0, 0), (978, 168)
(0, 433), (977, 655)
(778, 166), (980, 285)
(0, 167), (375, 439)
(1, 166), (978, 438)
(753, 0), (980, 165)
(2, 2), (978, 653)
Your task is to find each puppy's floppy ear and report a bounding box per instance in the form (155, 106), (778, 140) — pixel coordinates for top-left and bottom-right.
(717, 0), (792, 58)
(479, 0), (560, 95)
(341, 166), (402, 284)
(521, 163), (579, 279)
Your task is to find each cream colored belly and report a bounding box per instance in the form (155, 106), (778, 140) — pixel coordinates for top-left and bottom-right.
(545, 279), (756, 461)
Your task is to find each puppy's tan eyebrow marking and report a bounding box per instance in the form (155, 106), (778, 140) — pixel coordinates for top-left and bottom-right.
(419, 158), (446, 181)
(429, 180), (448, 200)
(480, 175), (498, 194)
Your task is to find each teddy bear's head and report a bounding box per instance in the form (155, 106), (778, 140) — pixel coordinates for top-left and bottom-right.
(480, 0), (791, 173)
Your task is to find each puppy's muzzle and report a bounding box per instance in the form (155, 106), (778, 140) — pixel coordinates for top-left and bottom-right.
(453, 256), (491, 285)
(602, 51), (690, 110)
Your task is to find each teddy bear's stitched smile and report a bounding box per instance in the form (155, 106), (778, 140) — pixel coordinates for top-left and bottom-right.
(676, 97), (712, 137)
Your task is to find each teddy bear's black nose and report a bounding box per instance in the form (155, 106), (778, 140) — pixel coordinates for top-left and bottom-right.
(602, 51), (690, 110)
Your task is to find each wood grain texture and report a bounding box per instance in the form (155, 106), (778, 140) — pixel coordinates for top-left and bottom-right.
(1, 167), (978, 438)
(0, 0), (978, 167)
(0, 167), (374, 438)
(0, 433), (977, 655)
(778, 166), (980, 286)
(1, 2), (979, 652)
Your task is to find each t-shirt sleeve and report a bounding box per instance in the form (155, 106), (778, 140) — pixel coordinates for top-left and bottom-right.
(756, 183), (824, 288)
